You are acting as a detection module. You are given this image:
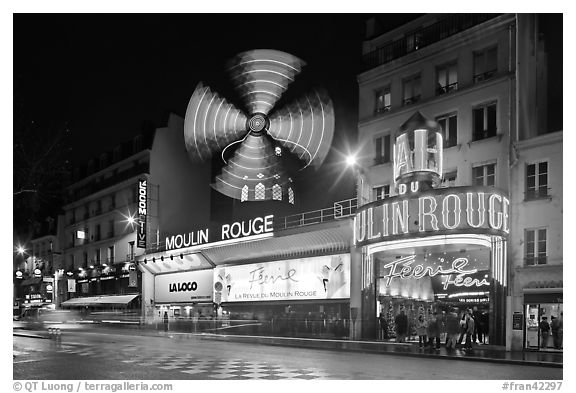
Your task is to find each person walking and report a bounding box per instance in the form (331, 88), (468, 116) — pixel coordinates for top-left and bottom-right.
(464, 310), (475, 351)
(456, 312), (467, 348)
(445, 310), (460, 351)
(394, 309), (408, 343)
(551, 315), (561, 350)
(427, 313), (441, 352)
(163, 311), (169, 333)
(378, 312), (389, 341)
(539, 316), (550, 349)
(415, 314), (428, 348)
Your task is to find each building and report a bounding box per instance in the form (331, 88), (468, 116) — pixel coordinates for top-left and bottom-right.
(508, 14), (563, 352)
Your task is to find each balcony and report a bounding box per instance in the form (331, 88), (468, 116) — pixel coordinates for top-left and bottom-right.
(403, 95), (421, 106)
(525, 188), (550, 201)
(374, 105), (391, 115)
(436, 82), (459, 96)
(362, 14), (500, 71)
(525, 256), (547, 266)
(473, 69), (497, 83)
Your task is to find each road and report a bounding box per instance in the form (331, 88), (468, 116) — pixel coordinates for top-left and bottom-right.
(13, 328), (563, 380)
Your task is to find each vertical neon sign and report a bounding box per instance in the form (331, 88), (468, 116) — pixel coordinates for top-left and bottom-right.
(137, 179), (147, 249)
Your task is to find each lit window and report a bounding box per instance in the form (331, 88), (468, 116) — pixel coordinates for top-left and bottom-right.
(275, 147), (282, 156)
(525, 228), (547, 265)
(255, 183), (265, 200)
(526, 162), (548, 200)
(375, 87), (391, 114)
(288, 187), (294, 205)
(473, 46), (497, 83)
(473, 163), (496, 187)
(373, 185), (390, 201)
(436, 62), (458, 95)
(473, 102), (497, 140)
(374, 134), (391, 165)
(436, 113), (458, 148)
(241, 185), (248, 202)
(272, 184), (282, 201)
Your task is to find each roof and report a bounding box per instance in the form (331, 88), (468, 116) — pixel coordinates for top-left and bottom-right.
(61, 294), (139, 307)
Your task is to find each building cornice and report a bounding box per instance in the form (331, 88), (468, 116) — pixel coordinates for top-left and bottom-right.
(516, 131), (563, 150)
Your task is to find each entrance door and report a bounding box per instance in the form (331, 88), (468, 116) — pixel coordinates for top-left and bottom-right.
(525, 303), (563, 350)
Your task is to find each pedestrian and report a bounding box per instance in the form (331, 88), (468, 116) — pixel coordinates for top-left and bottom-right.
(394, 309), (408, 343)
(464, 310), (475, 351)
(415, 314), (428, 348)
(539, 316), (550, 349)
(378, 312), (389, 340)
(456, 312), (467, 348)
(427, 312), (441, 351)
(551, 315), (561, 350)
(163, 311), (169, 333)
(445, 310), (460, 351)
(472, 306), (480, 343)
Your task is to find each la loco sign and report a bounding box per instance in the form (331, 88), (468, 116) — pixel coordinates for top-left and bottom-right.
(354, 186), (509, 246)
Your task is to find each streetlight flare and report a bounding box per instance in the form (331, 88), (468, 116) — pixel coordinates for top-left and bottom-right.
(345, 154), (357, 167)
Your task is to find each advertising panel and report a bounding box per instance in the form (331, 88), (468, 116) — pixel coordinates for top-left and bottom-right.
(214, 254), (350, 302)
(154, 269), (213, 304)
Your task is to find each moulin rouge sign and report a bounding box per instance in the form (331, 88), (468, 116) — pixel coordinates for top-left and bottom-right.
(354, 186), (510, 246)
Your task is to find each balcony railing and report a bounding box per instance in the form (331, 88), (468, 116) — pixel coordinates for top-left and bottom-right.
(362, 14), (500, 71)
(525, 256), (547, 266)
(436, 82), (459, 95)
(403, 95), (421, 106)
(374, 105), (391, 115)
(525, 188), (550, 201)
(473, 69), (497, 83)
(472, 128), (497, 141)
(274, 198), (357, 231)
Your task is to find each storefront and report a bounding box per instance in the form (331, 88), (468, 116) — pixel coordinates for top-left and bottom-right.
(523, 288), (563, 351)
(213, 254), (351, 338)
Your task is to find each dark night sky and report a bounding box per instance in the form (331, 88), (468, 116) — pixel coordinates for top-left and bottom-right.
(13, 13), (420, 213)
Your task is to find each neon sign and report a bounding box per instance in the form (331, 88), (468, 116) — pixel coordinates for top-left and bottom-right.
(354, 187), (509, 246)
(137, 179), (147, 249)
(165, 215), (274, 251)
(382, 255), (490, 290)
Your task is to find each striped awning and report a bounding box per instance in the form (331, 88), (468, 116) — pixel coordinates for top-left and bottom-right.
(61, 294), (139, 307)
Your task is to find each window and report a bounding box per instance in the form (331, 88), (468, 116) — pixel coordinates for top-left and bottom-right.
(406, 29), (423, 52)
(436, 62), (458, 95)
(473, 46), (497, 82)
(440, 171), (457, 188)
(473, 102), (497, 140)
(373, 185), (390, 201)
(107, 246), (115, 264)
(133, 135), (143, 153)
(436, 113), (457, 148)
(473, 163), (496, 187)
(94, 224), (101, 241)
(288, 187), (295, 205)
(99, 153), (108, 169)
(94, 249), (101, 264)
(272, 184), (282, 201)
(374, 134), (391, 165)
(113, 146), (121, 162)
(525, 228), (547, 265)
(95, 200), (101, 215)
(128, 241), (135, 260)
(403, 74), (421, 105)
(83, 252), (88, 268)
(241, 185), (249, 202)
(526, 162), (549, 200)
(255, 183), (265, 200)
(375, 87), (391, 114)
(108, 220), (115, 238)
(109, 194), (116, 211)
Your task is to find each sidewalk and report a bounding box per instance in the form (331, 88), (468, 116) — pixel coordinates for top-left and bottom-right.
(14, 326), (562, 368)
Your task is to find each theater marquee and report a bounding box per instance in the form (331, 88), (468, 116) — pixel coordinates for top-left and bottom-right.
(354, 186), (510, 247)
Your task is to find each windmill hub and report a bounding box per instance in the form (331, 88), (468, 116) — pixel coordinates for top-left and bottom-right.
(247, 113), (268, 135)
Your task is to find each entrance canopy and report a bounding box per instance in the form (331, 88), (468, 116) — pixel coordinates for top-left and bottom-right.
(61, 294), (139, 307)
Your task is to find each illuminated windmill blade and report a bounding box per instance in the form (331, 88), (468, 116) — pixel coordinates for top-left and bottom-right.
(268, 89), (335, 170)
(184, 82), (249, 162)
(212, 134), (294, 203)
(228, 49), (306, 116)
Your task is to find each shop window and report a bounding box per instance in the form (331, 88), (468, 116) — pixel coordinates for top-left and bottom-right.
(374, 134), (391, 165)
(525, 228), (547, 265)
(255, 183), (265, 200)
(436, 61), (458, 95)
(241, 185), (249, 202)
(402, 74), (421, 106)
(272, 184), (282, 201)
(526, 162), (549, 200)
(473, 102), (497, 141)
(373, 185), (390, 201)
(375, 86), (391, 114)
(473, 163), (495, 187)
(288, 187), (294, 205)
(436, 113), (457, 148)
(473, 46), (497, 83)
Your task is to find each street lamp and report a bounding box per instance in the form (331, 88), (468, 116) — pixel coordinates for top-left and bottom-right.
(345, 154), (370, 206)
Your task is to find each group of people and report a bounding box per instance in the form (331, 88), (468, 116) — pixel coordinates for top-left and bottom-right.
(379, 307), (486, 352)
(539, 313), (563, 350)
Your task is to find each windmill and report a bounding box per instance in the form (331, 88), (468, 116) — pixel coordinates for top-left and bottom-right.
(183, 49), (335, 204)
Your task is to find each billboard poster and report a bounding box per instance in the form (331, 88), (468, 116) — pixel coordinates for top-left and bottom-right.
(214, 254), (350, 302)
(154, 269), (213, 304)
(67, 279), (76, 293)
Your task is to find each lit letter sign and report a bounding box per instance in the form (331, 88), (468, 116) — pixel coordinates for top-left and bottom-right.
(354, 187), (509, 246)
(137, 179), (147, 249)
